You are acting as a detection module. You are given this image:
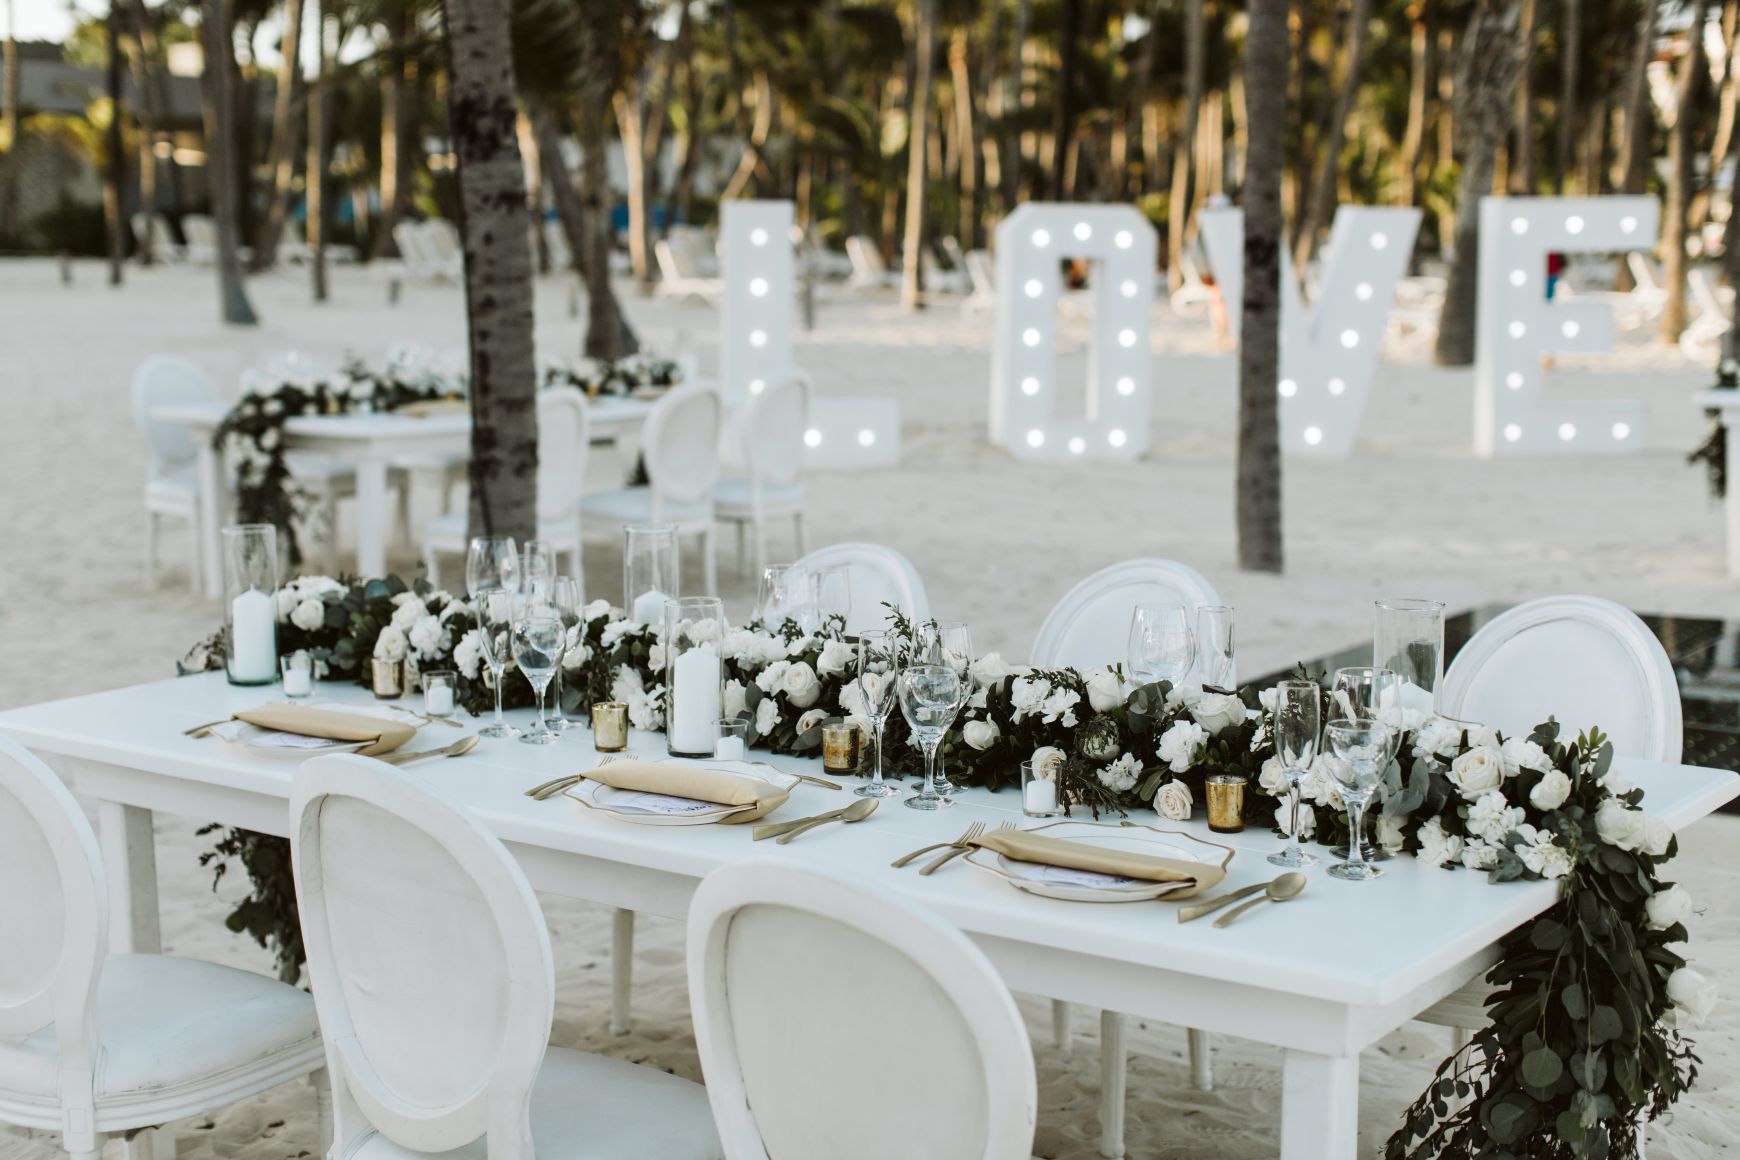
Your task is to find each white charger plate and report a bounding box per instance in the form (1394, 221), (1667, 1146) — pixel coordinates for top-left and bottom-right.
(563, 759), (798, 826)
(221, 702), (423, 759)
(964, 820), (1234, 903)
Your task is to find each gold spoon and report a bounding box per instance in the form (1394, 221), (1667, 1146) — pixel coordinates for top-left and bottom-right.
(774, 796), (880, 844)
(381, 735), (480, 766)
(1211, 872), (1307, 929)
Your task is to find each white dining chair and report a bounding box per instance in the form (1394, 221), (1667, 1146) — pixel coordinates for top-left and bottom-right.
(290, 754), (721, 1159)
(687, 860), (1036, 1160)
(582, 383), (722, 595)
(714, 374), (811, 579)
(1031, 557), (1224, 1157)
(1418, 595), (1681, 1043)
(0, 735), (329, 1160)
(792, 542), (929, 633)
(423, 388), (590, 592)
(132, 355), (216, 592)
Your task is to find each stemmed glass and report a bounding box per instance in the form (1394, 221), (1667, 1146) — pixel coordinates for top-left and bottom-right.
(1267, 680), (1321, 868)
(1127, 603), (1195, 690)
(920, 620), (973, 798)
(1331, 666), (1401, 860)
(757, 565), (816, 631)
(814, 565), (853, 633)
(547, 576), (583, 730)
(1323, 718), (1393, 881)
(899, 664), (964, 812)
(1194, 605), (1236, 689)
(853, 630), (901, 799)
(474, 586), (520, 739)
(466, 536), (519, 599)
(520, 540), (556, 601)
(511, 602), (566, 745)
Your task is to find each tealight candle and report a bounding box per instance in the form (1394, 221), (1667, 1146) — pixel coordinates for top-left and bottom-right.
(715, 717), (750, 761)
(280, 651), (313, 698)
(422, 670), (458, 718)
(1020, 759), (1062, 818)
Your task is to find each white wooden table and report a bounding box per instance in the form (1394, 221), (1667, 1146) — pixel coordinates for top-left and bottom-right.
(2, 673), (1734, 1159)
(154, 397), (654, 597)
(1695, 388), (1740, 576)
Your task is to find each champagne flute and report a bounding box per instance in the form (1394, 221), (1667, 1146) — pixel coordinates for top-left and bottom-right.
(1267, 680), (1321, 868)
(547, 576), (583, 730)
(1331, 666), (1401, 861)
(1323, 718), (1392, 881)
(466, 536), (519, 598)
(512, 604), (566, 745)
(474, 586), (520, 739)
(853, 630), (901, 799)
(1194, 604), (1236, 689)
(920, 620), (973, 798)
(899, 664), (964, 812)
(1127, 603), (1195, 690)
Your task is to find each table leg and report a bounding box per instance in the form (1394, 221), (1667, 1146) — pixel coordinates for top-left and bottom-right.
(355, 459), (390, 579)
(1725, 421), (1740, 577)
(98, 802), (162, 955)
(1281, 1050), (1358, 1160)
(195, 439), (226, 599)
(1097, 1010), (1126, 1159)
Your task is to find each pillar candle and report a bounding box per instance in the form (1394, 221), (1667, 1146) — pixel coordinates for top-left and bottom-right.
(426, 685), (455, 716)
(670, 644), (721, 753)
(631, 588), (670, 626)
(229, 589), (277, 683)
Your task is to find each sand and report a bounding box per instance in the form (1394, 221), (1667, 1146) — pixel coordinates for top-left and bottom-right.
(0, 256), (1735, 1157)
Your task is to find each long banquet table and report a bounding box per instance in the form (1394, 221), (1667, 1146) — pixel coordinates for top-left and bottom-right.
(3, 673), (1734, 1159)
(154, 397), (655, 597)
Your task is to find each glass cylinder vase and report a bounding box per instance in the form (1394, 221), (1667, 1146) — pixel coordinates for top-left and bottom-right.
(223, 523), (280, 686)
(664, 596), (726, 757)
(624, 524), (679, 625)
(1373, 598), (1446, 714)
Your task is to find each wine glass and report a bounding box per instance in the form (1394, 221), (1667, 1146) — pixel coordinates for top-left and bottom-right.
(474, 586), (520, 739)
(512, 603), (566, 745)
(920, 620), (973, 798)
(1323, 717), (1393, 881)
(547, 575), (583, 730)
(900, 664), (964, 811)
(1267, 680), (1321, 868)
(1194, 604), (1236, 689)
(1331, 666), (1401, 860)
(466, 536), (519, 598)
(757, 565), (816, 631)
(520, 540), (556, 600)
(814, 565), (853, 633)
(853, 630), (901, 799)
(1127, 603), (1195, 690)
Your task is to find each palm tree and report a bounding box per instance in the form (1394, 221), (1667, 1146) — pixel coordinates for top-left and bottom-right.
(1239, 0), (1287, 574)
(105, 0), (126, 285)
(252, 0), (305, 269)
(1, 0), (20, 242)
(442, 0), (539, 542)
(1169, 0), (1204, 290)
(202, 0), (258, 324)
(1661, 0), (1711, 344)
(1293, 0), (1374, 267)
(901, 0), (938, 311)
(308, 0), (330, 301)
(575, 0), (639, 359)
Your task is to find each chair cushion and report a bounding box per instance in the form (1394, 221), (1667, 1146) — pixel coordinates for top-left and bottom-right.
(0, 954), (320, 1103)
(711, 478), (804, 519)
(581, 487), (712, 527)
(343, 1045), (720, 1160)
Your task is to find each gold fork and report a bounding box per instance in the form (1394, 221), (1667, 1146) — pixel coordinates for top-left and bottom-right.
(525, 754), (630, 800)
(890, 821), (986, 869)
(919, 821), (1015, 876)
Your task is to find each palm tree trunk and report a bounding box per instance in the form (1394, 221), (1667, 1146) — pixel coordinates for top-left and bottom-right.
(1398, 2), (1428, 205)
(1239, 0), (1287, 574)
(1512, 0), (1535, 191)
(1168, 0), (1205, 291)
(1695, 0), (1739, 228)
(1294, 0), (1374, 267)
(1555, 0), (1580, 191)
(1050, 0), (1082, 200)
(1661, 0), (1712, 343)
(1, 0), (20, 242)
(576, 1), (639, 361)
(308, 0), (329, 302)
(531, 103), (587, 277)
(901, 0), (937, 311)
(252, 0), (304, 269)
(373, 5), (418, 260)
(1002, 0), (1031, 209)
(441, 0), (539, 543)
(202, 0), (257, 325)
(949, 24), (979, 248)
(106, 1), (126, 284)
(1434, 0), (1527, 365)
(130, 0), (181, 215)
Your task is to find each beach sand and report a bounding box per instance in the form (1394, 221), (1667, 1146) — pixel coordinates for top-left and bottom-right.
(0, 257), (1734, 1157)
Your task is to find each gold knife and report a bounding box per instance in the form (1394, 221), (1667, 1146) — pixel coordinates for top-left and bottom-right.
(1177, 881), (1269, 924)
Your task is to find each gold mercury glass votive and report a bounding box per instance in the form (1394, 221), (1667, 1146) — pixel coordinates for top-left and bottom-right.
(820, 721), (863, 773)
(370, 657), (406, 699)
(1205, 774), (1247, 833)
(592, 702), (629, 752)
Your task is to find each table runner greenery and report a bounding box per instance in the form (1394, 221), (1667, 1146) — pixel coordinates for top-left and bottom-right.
(183, 573), (1713, 1157)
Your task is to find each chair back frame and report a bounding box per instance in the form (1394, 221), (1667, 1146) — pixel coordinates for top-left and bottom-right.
(1031, 558), (1221, 671)
(793, 542), (929, 633)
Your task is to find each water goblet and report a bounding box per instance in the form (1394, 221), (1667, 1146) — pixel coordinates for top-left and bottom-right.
(1127, 603), (1195, 691)
(1194, 604), (1236, 689)
(512, 605), (566, 745)
(899, 664), (964, 811)
(920, 621), (973, 797)
(1323, 717), (1393, 881)
(547, 575), (583, 730)
(474, 586), (521, 739)
(853, 630), (901, 799)
(521, 540), (557, 600)
(1330, 667), (1402, 860)
(466, 536), (519, 599)
(814, 565), (853, 633)
(1267, 680), (1321, 868)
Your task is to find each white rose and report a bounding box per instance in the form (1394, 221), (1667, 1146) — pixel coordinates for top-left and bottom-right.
(291, 597), (326, 632)
(1099, 753), (1141, 793)
(1029, 745), (1067, 782)
(1600, 769), (1634, 797)
(1501, 737), (1553, 776)
(1376, 813), (1407, 855)
(583, 598), (612, 622)
(1257, 686), (1280, 714)
(1664, 967), (1719, 1028)
(970, 651), (1015, 689)
(781, 661), (823, 709)
(453, 630), (486, 679)
(1416, 817), (1465, 868)
(1155, 780), (1193, 822)
(1164, 680), (1205, 711)
(408, 614), (446, 658)
(1528, 768), (1573, 812)
(816, 639), (856, 678)
(374, 626), (409, 661)
(795, 708), (828, 736)
(962, 719), (1000, 751)
(1083, 668), (1126, 712)
(1191, 691), (1246, 735)
(722, 679), (747, 720)
(1642, 815), (1673, 857)
(1275, 800), (1316, 840)
(390, 598), (427, 631)
(1646, 886), (1695, 931)
(1156, 720), (1207, 774)
(755, 697), (781, 736)
(1448, 746), (1506, 801)
(1595, 799), (1649, 852)
(1258, 756), (1291, 796)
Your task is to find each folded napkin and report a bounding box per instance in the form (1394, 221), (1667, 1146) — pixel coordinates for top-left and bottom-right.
(971, 829), (1227, 899)
(396, 399), (469, 418)
(582, 760), (790, 824)
(233, 705), (415, 756)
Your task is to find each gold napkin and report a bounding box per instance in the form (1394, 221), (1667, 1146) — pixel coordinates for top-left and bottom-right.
(233, 706), (416, 756)
(972, 829), (1227, 899)
(582, 760), (790, 824)
(396, 399), (469, 418)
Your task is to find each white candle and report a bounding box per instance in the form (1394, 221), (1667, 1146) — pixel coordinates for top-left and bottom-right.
(714, 736), (746, 761)
(670, 644), (722, 753)
(426, 685), (455, 716)
(283, 667), (313, 697)
(230, 588), (277, 683)
(631, 588), (670, 626)
(1024, 778), (1058, 815)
